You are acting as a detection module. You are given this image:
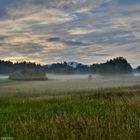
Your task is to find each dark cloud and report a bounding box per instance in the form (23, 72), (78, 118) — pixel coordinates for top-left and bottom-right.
(78, 30), (136, 45)
(0, 8), (7, 18)
(0, 42), (43, 52)
(0, 0), (80, 12)
(0, 43), (44, 55)
(0, 35), (9, 40)
(116, 0), (140, 5)
(94, 53), (110, 57)
(48, 37), (60, 42)
(63, 40), (90, 46)
(48, 37), (90, 46)
(16, 44), (44, 54)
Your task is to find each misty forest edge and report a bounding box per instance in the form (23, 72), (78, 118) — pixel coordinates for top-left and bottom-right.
(0, 57), (139, 75)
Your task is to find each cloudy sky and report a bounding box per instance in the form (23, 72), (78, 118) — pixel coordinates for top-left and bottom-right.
(0, 0), (140, 67)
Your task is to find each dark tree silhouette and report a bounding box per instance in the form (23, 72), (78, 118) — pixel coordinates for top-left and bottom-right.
(0, 57), (133, 75)
(90, 57), (132, 74)
(136, 66), (140, 73)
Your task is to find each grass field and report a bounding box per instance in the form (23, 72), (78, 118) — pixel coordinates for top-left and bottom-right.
(0, 75), (140, 139)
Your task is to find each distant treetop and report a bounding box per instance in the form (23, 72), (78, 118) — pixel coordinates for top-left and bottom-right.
(0, 57), (136, 75)
(90, 57), (132, 74)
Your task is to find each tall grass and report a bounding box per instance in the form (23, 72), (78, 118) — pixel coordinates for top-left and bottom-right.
(0, 87), (140, 140)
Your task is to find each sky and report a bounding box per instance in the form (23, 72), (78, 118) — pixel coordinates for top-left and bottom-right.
(0, 0), (140, 67)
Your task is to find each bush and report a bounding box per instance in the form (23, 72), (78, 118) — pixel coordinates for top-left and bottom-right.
(8, 69), (47, 81)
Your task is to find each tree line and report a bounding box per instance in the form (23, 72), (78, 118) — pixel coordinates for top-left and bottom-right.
(0, 57), (139, 75)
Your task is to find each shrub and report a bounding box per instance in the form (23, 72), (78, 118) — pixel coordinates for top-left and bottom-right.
(8, 69), (47, 81)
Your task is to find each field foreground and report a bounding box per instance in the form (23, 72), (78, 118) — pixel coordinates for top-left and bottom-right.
(0, 84), (140, 140)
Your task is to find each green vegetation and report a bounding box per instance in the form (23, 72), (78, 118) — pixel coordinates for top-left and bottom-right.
(0, 84), (139, 140)
(8, 69), (47, 81)
(0, 57), (135, 74)
(91, 57), (132, 74)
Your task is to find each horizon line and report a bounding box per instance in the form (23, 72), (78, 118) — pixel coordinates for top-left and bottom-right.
(0, 57), (139, 68)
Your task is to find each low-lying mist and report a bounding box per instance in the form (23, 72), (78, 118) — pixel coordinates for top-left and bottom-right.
(0, 74), (140, 94)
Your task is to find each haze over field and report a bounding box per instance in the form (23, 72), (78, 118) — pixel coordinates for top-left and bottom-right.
(0, 74), (140, 96)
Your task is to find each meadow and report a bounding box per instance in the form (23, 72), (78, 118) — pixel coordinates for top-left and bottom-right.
(0, 74), (140, 139)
